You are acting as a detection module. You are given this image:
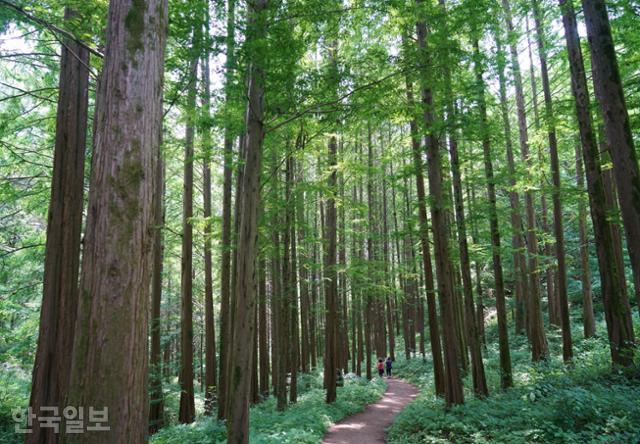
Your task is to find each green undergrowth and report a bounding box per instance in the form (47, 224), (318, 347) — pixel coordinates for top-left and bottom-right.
(388, 311), (640, 443)
(151, 374), (385, 444)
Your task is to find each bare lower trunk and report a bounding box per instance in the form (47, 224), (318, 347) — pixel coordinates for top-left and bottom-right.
(560, 0), (634, 366)
(28, 8), (89, 443)
(226, 2), (268, 441)
(582, 0), (640, 317)
(61, 1), (167, 441)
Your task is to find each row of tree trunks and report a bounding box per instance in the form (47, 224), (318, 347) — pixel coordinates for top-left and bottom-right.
(559, 0), (635, 367)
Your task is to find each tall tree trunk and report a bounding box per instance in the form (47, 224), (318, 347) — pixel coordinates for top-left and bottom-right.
(202, 18), (217, 412)
(403, 57), (445, 396)
(149, 152), (166, 433)
(324, 132), (339, 402)
(415, 2), (464, 407)
(29, 3), (89, 438)
(226, 1), (268, 441)
(218, 0), (236, 420)
(532, 0), (572, 361)
(178, 30), (199, 423)
(258, 256), (269, 397)
(439, 0), (487, 396)
(287, 154), (299, 403)
(559, 0), (635, 367)
(582, 0), (640, 315)
(575, 142), (596, 338)
(61, 0), (167, 441)
(502, 0), (548, 360)
(29, 8), (89, 442)
(473, 39), (512, 389)
(495, 33), (528, 336)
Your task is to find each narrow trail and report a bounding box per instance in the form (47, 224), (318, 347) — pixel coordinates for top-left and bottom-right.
(322, 378), (419, 444)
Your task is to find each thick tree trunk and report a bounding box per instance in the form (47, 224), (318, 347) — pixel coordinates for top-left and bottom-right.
(582, 0), (640, 315)
(473, 39), (512, 389)
(559, 0), (635, 367)
(532, 0), (572, 361)
(415, 3), (464, 407)
(28, 8), (89, 443)
(226, 1), (268, 441)
(502, 0), (548, 360)
(178, 34), (199, 423)
(61, 0), (167, 441)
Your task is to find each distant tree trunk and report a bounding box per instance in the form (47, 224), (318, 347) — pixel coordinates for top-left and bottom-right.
(287, 154), (299, 403)
(473, 38), (512, 389)
(296, 155), (311, 374)
(28, 8), (89, 443)
(202, 20), (217, 413)
(149, 150), (166, 434)
(403, 57), (445, 396)
(582, 0), (640, 315)
(502, 0), (548, 361)
(258, 256), (269, 398)
(61, 0), (167, 441)
(218, 0), (236, 420)
(324, 127), (339, 403)
(495, 33), (528, 337)
(271, 163), (286, 412)
(575, 143), (596, 338)
(415, 2), (464, 407)
(178, 31), (199, 423)
(532, 0), (572, 361)
(559, 0), (635, 367)
(226, 1), (268, 441)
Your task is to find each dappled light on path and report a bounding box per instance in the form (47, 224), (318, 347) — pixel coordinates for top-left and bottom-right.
(322, 379), (418, 444)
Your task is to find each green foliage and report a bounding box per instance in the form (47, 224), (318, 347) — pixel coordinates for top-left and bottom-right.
(152, 376), (385, 444)
(0, 365), (30, 444)
(388, 313), (640, 444)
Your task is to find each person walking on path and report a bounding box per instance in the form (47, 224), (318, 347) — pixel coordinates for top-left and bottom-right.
(385, 357), (393, 378)
(376, 358), (384, 377)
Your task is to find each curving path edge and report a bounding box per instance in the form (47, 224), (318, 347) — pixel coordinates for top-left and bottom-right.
(322, 378), (419, 444)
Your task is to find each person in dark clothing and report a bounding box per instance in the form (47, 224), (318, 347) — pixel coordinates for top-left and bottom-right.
(377, 358), (384, 377)
(385, 356), (392, 377)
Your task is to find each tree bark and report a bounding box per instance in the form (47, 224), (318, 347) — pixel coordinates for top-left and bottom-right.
(61, 0), (167, 441)
(559, 0), (635, 367)
(502, 0), (548, 360)
(218, 0), (236, 420)
(582, 0), (640, 316)
(28, 8), (89, 443)
(415, 1), (464, 406)
(226, 1), (268, 441)
(532, 0), (572, 361)
(178, 30), (199, 423)
(473, 39), (512, 389)
(403, 58), (445, 396)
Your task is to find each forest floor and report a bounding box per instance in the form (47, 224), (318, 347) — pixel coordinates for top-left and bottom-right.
(322, 378), (418, 444)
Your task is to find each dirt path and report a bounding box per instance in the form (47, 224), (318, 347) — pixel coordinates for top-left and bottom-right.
(322, 378), (419, 444)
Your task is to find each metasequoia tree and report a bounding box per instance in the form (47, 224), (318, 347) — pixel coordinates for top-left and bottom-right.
(28, 7), (89, 443)
(558, 0), (635, 367)
(226, 0), (269, 441)
(531, 0), (572, 361)
(582, 0), (640, 316)
(415, 0), (463, 407)
(61, 0), (168, 441)
(502, 0), (548, 360)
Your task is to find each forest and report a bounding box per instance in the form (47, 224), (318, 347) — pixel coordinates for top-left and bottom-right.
(1, 0), (640, 442)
